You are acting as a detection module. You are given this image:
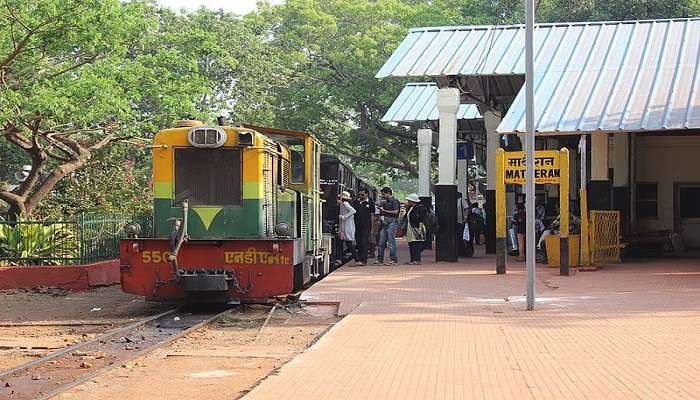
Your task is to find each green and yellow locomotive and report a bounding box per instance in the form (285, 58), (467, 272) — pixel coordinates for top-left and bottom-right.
(119, 121), (329, 302)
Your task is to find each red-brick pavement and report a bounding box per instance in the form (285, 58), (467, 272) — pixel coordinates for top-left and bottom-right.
(244, 242), (700, 400)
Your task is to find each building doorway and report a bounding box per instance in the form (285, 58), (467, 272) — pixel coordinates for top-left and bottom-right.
(675, 184), (700, 249)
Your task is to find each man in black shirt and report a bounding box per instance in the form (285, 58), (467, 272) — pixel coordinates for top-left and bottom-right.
(352, 189), (375, 266)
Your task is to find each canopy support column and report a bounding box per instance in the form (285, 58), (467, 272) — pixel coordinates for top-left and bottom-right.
(590, 133), (611, 210)
(484, 110), (501, 254)
(458, 157), (468, 199)
(435, 88), (459, 262)
(417, 128), (432, 200)
(613, 133), (630, 232)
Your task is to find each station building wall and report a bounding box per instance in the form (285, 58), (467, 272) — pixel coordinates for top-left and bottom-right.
(635, 135), (700, 233)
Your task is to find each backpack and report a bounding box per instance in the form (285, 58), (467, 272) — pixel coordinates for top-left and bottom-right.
(468, 212), (484, 231)
(422, 210), (440, 233)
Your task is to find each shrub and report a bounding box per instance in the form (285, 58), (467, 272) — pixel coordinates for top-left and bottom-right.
(0, 218), (79, 266)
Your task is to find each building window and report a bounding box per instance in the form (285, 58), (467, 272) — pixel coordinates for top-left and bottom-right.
(679, 187), (700, 218)
(636, 183), (657, 218)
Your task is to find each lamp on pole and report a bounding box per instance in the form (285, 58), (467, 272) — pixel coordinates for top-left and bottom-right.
(525, 0), (536, 311)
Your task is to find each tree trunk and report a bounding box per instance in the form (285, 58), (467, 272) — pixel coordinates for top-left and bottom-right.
(0, 192), (27, 219)
(23, 160), (86, 215)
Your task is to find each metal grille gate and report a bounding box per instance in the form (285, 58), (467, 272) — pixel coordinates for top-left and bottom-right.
(589, 210), (621, 263)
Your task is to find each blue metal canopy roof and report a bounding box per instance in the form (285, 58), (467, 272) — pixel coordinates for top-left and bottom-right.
(382, 83), (481, 122)
(377, 18), (700, 134)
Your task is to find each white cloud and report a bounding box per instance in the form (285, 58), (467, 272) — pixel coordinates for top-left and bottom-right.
(156, 0), (284, 14)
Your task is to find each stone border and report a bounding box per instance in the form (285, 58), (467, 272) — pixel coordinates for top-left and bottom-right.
(0, 260), (119, 291)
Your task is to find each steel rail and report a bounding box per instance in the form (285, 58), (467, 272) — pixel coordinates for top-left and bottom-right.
(0, 308), (178, 381)
(0, 307), (232, 400)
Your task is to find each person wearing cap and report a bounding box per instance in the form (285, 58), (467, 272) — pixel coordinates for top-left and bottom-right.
(339, 190), (358, 263)
(402, 193), (427, 265)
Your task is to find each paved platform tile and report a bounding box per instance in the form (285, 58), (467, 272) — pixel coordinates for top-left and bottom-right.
(245, 245), (700, 400)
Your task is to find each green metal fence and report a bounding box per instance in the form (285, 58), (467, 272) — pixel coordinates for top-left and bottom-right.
(0, 213), (152, 266)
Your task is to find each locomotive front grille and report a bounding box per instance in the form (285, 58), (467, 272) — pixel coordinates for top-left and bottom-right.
(174, 148), (242, 206)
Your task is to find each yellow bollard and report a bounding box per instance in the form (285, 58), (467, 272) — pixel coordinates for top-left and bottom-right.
(579, 188), (590, 267)
(559, 148), (570, 276)
(496, 148), (506, 274)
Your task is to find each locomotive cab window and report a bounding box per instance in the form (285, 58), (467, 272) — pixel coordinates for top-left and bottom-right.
(265, 134), (306, 185)
(174, 148), (242, 206)
(289, 145), (305, 184)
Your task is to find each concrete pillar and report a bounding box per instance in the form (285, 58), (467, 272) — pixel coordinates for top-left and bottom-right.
(485, 110), (500, 190)
(570, 148), (578, 200)
(417, 128), (432, 198)
(591, 133), (609, 181)
(435, 88), (460, 262)
(613, 133), (629, 187)
(613, 133), (630, 232)
(457, 158), (468, 197)
(484, 109), (501, 254)
(437, 89), (460, 185)
(630, 133), (637, 231)
(589, 133), (611, 210)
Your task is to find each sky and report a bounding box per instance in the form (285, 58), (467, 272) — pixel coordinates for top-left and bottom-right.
(156, 0), (285, 14)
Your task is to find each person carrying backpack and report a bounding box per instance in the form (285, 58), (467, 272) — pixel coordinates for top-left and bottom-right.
(469, 203), (485, 245)
(401, 193), (427, 264)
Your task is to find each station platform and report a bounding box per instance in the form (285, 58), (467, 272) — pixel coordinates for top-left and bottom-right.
(244, 241), (700, 400)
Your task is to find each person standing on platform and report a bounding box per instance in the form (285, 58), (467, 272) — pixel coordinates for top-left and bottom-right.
(514, 202), (527, 261)
(339, 191), (358, 263)
(470, 202), (485, 245)
(352, 189), (374, 266)
(374, 187), (400, 266)
(423, 198), (435, 250)
(457, 193), (473, 257)
(402, 193), (426, 264)
(368, 207), (380, 258)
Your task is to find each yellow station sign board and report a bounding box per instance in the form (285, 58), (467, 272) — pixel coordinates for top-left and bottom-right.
(504, 150), (561, 185)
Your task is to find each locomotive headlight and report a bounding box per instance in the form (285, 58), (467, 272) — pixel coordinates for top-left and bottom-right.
(188, 127), (227, 148)
(125, 222), (142, 238)
(274, 222), (291, 237)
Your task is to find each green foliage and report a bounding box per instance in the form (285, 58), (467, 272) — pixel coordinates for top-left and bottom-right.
(0, 217), (78, 265)
(0, 140), (29, 191)
(34, 144), (152, 219)
(536, 0), (697, 22)
(2, 0), (698, 217)
(0, 0), (218, 217)
(246, 0), (465, 178)
(1, 0), (150, 129)
(457, 0), (699, 25)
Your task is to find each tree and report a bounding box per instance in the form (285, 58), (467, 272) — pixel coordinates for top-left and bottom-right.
(536, 0), (698, 22)
(34, 143), (152, 219)
(0, 0), (214, 217)
(157, 8), (295, 126)
(457, 0), (700, 24)
(0, 0), (146, 216)
(249, 0), (467, 178)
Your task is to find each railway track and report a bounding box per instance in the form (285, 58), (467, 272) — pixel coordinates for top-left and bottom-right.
(0, 306), (232, 400)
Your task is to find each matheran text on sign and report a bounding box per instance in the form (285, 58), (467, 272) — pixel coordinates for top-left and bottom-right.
(504, 150), (560, 185)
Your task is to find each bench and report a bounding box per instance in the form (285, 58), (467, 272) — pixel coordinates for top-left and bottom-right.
(622, 230), (683, 257)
